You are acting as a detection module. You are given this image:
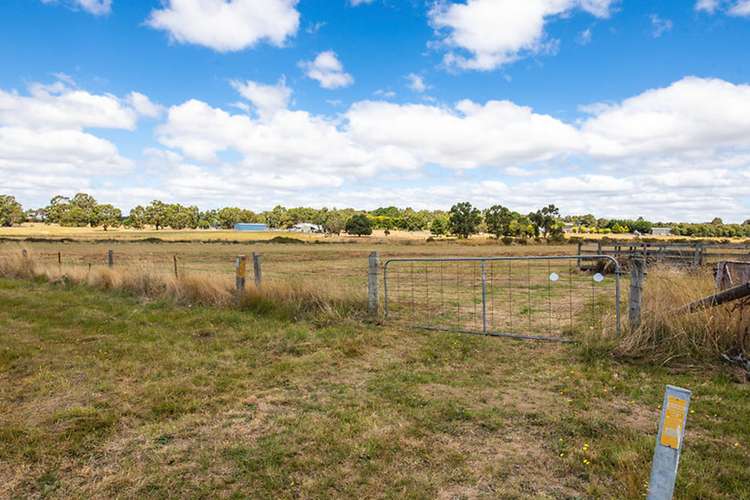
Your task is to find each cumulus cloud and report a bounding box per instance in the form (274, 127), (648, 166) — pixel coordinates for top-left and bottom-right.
(406, 73), (428, 93)
(299, 51), (354, 89)
(346, 99), (582, 169)
(0, 79), (158, 203)
(40, 0), (111, 16)
(429, 0), (618, 70)
(650, 14), (673, 38)
(696, 0), (750, 16)
(146, 0), (300, 52)
(581, 77), (750, 159)
(229, 78), (292, 118)
(141, 76), (750, 221)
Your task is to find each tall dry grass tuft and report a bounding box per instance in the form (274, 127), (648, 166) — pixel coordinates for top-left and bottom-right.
(616, 265), (749, 364)
(240, 279), (367, 322)
(0, 253), (366, 322)
(167, 274), (233, 307)
(0, 250), (36, 280)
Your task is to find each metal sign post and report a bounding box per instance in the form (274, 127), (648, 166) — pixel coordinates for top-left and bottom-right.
(647, 385), (692, 500)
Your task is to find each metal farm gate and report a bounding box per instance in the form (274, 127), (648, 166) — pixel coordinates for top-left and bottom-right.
(383, 255), (621, 342)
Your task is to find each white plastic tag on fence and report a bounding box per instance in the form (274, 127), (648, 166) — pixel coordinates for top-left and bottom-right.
(593, 273), (605, 283)
(549, 272), (559, 282)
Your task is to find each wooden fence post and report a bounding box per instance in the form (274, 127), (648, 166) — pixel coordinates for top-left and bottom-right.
(368, 251), (379, 317)
(107, 250), (114, 268)
(576, 241), (583, 270)
(58, 251), (62, 269)
(173, 255), (178, 278)
(629, 256), (645, 331)
(692, 243), (704, 268)
(252, 252), (262, 289)
(235, 255), (248, 292)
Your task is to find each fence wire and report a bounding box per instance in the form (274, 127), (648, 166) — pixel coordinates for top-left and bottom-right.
(383, 255), (621, 341)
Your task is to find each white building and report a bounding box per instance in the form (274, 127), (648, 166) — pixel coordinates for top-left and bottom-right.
(652, 227), (672, 236)
(290, 222), (323, 233)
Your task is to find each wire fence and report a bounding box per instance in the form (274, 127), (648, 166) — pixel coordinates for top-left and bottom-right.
(383, 255), (621, 341)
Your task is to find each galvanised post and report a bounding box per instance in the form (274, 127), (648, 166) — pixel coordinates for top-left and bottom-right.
(481, 260), (488, 334)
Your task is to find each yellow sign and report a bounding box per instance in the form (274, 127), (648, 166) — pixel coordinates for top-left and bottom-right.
(236, 258), (247, 277)
(660, 396), (687, 449)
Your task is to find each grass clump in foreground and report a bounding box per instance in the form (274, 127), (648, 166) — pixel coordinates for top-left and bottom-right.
(612, 265), (749, 368)
(1, 278), (749, 498)
(0, 251), (366, 324)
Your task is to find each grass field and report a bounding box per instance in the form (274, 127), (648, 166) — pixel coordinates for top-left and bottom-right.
(1, 226), (748, 498)
(1, 279), (748, 498)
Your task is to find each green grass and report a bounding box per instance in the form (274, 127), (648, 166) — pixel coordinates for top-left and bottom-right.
(0, 278), (748, 498)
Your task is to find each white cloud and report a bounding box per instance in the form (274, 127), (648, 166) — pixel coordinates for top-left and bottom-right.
(730, 0), (750, 15)
(650, 14), (673, 38)
(429, 0), (618, 70)
(577, 28), (593, 45)
(350, 0), (375, 5)
(146, 0), (300, 52)
(0, 81), (137, 130)
(346, 99), (582, 169)
(406, 73), (428, 93)
(126, 92), (165, 118)
(582, 77), (750, 158)
(6, 75), (750, 221)
(696, 0), (720, 12)
(0, 79), (158, 204)
(299, 51), (354, 89)
(143, 76), (750, 221)
(229, 78), (292, 118)
(40, 0), (111, 16)
(696, 0), (750, 16)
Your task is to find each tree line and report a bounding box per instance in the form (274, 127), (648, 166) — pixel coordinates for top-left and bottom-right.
(1, 193), (749, 238)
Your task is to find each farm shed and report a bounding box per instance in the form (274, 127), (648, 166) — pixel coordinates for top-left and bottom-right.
(652, 227), (672, 236)
(291, 223), (323, 233)
(234, 223), (269, 232)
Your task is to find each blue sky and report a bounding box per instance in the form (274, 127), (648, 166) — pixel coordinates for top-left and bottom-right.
(2, 0), (750, 221)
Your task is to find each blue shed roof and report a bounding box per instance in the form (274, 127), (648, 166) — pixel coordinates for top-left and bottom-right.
(234, 223), (269, 231)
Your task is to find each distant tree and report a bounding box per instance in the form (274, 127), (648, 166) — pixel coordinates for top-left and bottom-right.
(484, 205), (514, 238)
(743, 219), (750, 226)
(144, 200), (169, 230)
(345, 214), (372, 236)
(0, 195), (24, 227)
(430, 216), (449, 237)
(44, 195), (71, 224)
(322, 211), (346, 235)
(711, 217), (724, 225)
(126, 205), (147, 229)
(95, 204), (122, 231)
(265, 205), (290, 229)
(371, 206), (401, 218)
(449, 202), (482, 239)
(530, 204), (560, 238)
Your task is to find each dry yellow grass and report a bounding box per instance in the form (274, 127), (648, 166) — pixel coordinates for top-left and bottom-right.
(0, 250), (365, 322)
(616, 265), (749, 364)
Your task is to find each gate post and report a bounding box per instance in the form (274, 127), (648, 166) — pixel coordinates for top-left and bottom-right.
(368, 251), (379, 318)
(107, 249), (114, 268)
(235, 255), (247, 293)
(481, 260), (488, 334)
(252, 252), (262, 289)
(629, 256), (645, 331)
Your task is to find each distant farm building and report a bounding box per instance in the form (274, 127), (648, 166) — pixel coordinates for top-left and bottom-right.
(652, 227), (672, 236)
(291, 222), (323, 233)
(234, 223), (269, 232)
